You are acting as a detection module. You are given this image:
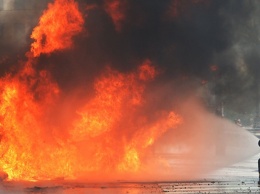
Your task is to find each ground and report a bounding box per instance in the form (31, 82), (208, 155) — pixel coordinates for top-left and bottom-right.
(0, 128), (259, 194)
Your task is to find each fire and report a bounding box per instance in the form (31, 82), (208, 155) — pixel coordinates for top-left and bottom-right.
(30, 0), (84, 57)
(0, 0), (184, 181)
(104, 0), (127, 32)
(0, 61), (183, 180)
(117, 147), (140, 172)
(210, 65), (218, 72)
(167, 0), (210, 20)
(70, 60), (182, 174)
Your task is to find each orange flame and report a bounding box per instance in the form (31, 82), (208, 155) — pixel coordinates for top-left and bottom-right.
(0, 0), (184, 181)
(0, 59), (183, 180)
(104, 0), (127, 32)
(30, 0), (84, 57)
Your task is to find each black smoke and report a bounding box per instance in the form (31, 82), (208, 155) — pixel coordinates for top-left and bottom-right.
(1, 0), (260, 122)
(47, 0), (231, 90)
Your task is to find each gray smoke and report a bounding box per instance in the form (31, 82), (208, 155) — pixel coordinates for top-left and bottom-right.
(0, 0), (49, 73)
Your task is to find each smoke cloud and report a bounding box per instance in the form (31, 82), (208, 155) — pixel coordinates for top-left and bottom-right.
(0, 0), (259, 183)
(27, 0), (258, 116)
(1, 0), (260, 103)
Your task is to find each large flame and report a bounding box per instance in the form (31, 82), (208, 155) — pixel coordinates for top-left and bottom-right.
(0, 61), (183, 181)
(0, 0), (183, 181)
(30, 0), (84, 57)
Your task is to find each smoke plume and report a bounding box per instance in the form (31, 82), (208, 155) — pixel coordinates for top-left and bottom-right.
(0, 0), (259, 182)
